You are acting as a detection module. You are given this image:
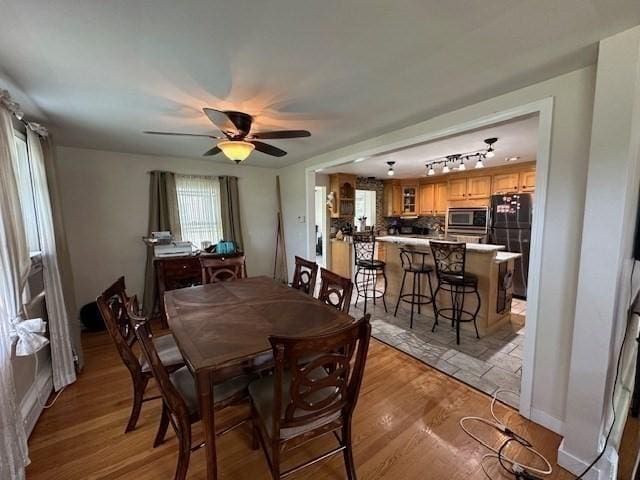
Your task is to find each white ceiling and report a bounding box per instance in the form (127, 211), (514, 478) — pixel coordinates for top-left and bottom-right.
(323, 115), (539, 178)
(0, 1), (638, 168)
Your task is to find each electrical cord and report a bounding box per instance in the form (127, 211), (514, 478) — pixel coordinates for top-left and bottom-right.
(574, 260), (637, 479)
(460, 389), (553, 479)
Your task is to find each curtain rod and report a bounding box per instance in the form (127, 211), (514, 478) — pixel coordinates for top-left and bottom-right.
(0, 89), (49, 137)
(147, 170), (238, 179)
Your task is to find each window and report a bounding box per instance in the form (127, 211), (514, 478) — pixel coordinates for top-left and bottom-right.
(354, 189), (376, 228)
(175, 175), (224, 249)
(13, 134), (40, 252)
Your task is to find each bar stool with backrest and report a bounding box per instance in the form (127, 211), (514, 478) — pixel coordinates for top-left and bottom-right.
(200, 254), (246, 284)
(96, 277), (185, 433)
(429, 241), (481, 344)
(291, 256), (319, 295)
(353, 232), (387, 314)
(248, 314), (371, 480)
(127, 295), (256, 480)
(393, 247), (437, 329)
(317, 267), (353, 314)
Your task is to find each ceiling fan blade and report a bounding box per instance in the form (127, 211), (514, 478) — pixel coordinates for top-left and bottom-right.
(202, 108), (239, 135)
(143, 131), (221, 139)
(251, 141), (287, 157)
(250, 130), (311, 139)
(203, 146), (222, 156)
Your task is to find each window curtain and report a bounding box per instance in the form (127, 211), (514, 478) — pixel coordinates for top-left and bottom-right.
(0, 101), (36, 480)
(40, 135), (83, 369)
(27, 128), (77, 390)
(175, 174), (224, 248)
(219, 176), (244, 250)
(142, 171), (181, 316)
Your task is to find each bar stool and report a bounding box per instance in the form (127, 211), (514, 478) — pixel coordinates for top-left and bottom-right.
(394, 248), (437, 329)
(429, 241), (481, 345)
(353, 232), (387, 314)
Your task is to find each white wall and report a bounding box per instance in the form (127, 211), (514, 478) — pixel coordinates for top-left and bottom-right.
(559, 26), (640, 479)
(277, 66), (596, 428)
(55, 146), (278, 308)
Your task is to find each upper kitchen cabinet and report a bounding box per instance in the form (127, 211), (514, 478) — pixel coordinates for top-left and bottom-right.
(329, 173), (356, 218)
(520, 170), (536, 192)
(419, 183), (435, 215)
(492, 172), (520, 194)
(448, 178), (467, 201)
(401, 182), (419, 215)
(434, 182), (448, 214)
(384, 181), (403, 216)
(466, 176), (491, 199)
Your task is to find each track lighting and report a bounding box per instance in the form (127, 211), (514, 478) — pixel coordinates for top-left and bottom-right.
(387, 161), (395, 176)
(427, 165), (435, 176)
(458, 162), (466, 171)
(475, 158), (485, 169)
(442, 164), (450, 174)
(484, 137), (498, 158)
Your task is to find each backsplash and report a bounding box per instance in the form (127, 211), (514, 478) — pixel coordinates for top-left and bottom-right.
(385, 215), (446, 233)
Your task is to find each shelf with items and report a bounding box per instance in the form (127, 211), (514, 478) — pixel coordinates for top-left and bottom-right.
(329, 173), (357, 218)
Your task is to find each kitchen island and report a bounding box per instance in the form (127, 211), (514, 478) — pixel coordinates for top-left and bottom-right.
(376, 236), (521, 335)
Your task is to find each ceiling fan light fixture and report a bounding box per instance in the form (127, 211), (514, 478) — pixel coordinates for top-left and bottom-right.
(218, 140), (255, 163)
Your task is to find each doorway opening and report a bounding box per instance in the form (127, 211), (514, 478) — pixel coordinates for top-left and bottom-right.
(314, 185), (327, 268)
(306, 99), (553, 419)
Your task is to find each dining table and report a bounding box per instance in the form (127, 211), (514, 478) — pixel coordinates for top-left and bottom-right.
(164, 275), (355, 480)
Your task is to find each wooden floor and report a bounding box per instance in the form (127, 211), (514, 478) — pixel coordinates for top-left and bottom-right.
(27, 330), (575, 479)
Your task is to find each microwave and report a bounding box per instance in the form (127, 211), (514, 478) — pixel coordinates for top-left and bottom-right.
(446, 207), (489, 233)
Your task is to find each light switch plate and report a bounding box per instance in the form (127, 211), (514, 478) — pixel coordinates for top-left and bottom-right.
(297, 216), (306, 223)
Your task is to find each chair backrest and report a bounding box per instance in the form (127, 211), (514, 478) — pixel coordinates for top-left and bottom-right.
(128, 295), (191, 421)
(353, 232), (375, 264)
(429, 241), (467, 278)
(96, 277), (140, 375)
(200, 255), (246, 284)
(399, 247), (430, 271)
(268, 314), (371, 437)
(291, 256), (319, 294)
(318, 268), (353, 313)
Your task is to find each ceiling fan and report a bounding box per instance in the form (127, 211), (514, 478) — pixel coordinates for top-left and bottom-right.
(144, 108), (311, 163)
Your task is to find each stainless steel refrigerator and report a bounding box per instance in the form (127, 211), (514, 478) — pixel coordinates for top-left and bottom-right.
(490, 193), (532, 299)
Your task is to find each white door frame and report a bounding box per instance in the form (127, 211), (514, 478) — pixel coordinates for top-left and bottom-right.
(303, 97), (554, 419)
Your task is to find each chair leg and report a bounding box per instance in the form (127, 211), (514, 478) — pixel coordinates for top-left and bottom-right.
(473, 287), (481, 339)
(154, 402), (170, 447)
(454, 286), (462, 345)
(394, 271), (407, 317)
(431, 283), (441, 332)
(126, 373), (149, 433)
(175, 421), (192, 480)
(271, 440), (281, 480)
(342, 422), (357, 480)
(381, 269), (388, 312)
(410, 273), (416, 329)
(417, 273), (422, 315)
(354, 267), (362, 310)
(251, 403), (260, 451)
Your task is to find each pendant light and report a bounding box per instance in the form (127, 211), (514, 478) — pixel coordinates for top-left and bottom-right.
(387, 161), (396, 176)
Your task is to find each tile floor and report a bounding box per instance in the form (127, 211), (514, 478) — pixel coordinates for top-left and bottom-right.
(351, 297), (526, 408)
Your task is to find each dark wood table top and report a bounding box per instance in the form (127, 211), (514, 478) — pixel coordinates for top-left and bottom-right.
(164, 276), (354, 373)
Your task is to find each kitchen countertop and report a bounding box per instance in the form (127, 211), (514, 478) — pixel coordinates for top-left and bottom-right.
(494, 251), (523, 263)
(376, 235), (506, 254)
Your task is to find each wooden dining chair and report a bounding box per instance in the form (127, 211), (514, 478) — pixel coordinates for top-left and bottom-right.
(128, 295), (256, 480)
(200, 255), (246, 284)
(96, 277), (185, 433)
(249, 314), (371, 480)
(291, 256), (319, 294)
(318, 268), (353, 314)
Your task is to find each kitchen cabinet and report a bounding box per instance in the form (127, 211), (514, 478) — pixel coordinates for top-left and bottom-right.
(520, 170), (536, 192)
(419, 183), (435, 215)
(492, 173), (519, 194)
(384, 182), (403, 216)
(401, 183), (419, 215)
(448, 178), (467, 201)
(466, 176), (491, 198)
(329, 173), (356, 218)
(434, 182), (448, 214)
(330, 240), (353, 279)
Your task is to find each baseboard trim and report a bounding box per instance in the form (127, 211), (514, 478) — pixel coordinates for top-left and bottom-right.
(558, 439), (618, 480)
(530, 407), (564, 435)
(20, 359), (53, 438)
